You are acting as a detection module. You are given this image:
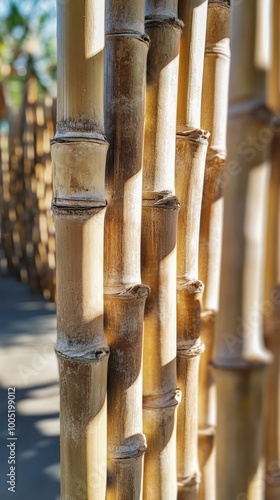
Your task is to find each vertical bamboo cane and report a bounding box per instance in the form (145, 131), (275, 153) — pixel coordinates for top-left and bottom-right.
(265, 3), (280, 496)
(51, 1), (109, 498)
(268, 0), (280, 113)
(264, 120), (280, 500)
(176, 1), (209, 497)
(141, 1), (182, 498)
(213, 1), (271, 498)
(104, 1), (150, 497)
(198, 2), (230, 499)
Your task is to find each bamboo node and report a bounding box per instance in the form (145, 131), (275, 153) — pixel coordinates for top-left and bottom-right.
(212, 355), (271, 371)
(105, 284), (150, 300)
(52, 203), (106, 215)
(142, 191), (180, 210)
(143, 388), (182, 409)
(55, 343), (109, 362)
(106, 31), (150, 46)
(176, 127), (210, 143)
(177, 471), (201, 489)
(177, 339), (204, 359)
(108, 434), (147, 460)
(198, 425), (216, 437)
(54, 125), (107, 142)
(145, 16), (184, 33)
(177, 278), (204, 295)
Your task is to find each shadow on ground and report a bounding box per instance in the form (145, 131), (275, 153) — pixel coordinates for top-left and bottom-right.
(0, 271), (60, 500)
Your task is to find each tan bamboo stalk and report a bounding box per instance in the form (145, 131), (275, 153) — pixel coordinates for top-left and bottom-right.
(141, 2), (182, 498)
(198, 2), (230, 498)
(176, 1), (209, 497)
(213, 1), (272, 498)
(51, 1), (109, 498)
(268, 0), (280, 113)
(264, 119), (280, 500)
(104, 1), (149, 498)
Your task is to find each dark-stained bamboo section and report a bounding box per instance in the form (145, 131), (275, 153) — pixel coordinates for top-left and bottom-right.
(141, 1), (182, 498)
(51, 1), (109, 498)
(213, 0), (271, 498)
(176, 0), (209, 497)
(104, 0), (149, 497)
(198, 2), (230, 498)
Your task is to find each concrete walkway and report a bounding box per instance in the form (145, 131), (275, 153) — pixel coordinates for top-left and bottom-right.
(0, 271), (60, 499)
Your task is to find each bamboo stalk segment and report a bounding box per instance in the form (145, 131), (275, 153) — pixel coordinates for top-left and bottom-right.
(51, 1), (109, 498)
(176, 1), (209, 497)
(213, 1), (272, 498)
(141, 2), (182, 498)
(268, 0), (280, 112)
(104, 1), (150, 497)
(198, 3), (230, 498)
(264, 119), (280, 500)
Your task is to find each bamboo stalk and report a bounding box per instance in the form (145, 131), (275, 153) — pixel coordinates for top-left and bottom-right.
(141, 2), (182, 498)
(213, 1), (271, 498)
(268, 0), (280, 113)
(264, 119), (280, 500)
(176, 1), (209, 497)
(51, 1), (109, 498)
(104, 1), (149, 497)
(198, 2), (230, 498)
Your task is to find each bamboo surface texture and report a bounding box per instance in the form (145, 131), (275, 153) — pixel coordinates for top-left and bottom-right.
(198, 2), (230, 499)
(104, 1), (149, 497)
(141, 1), (182, 499)
(264, 119), (280, 500)
(213, 1), (271, 499)
(176, 1), (209, 497)
(51, 1), (109, 498)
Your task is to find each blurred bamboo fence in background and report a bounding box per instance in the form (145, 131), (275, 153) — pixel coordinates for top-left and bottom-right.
(0, 76), (56, 301)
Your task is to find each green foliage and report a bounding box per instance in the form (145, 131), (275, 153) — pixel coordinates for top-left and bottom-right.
(0, 0), (56, 110)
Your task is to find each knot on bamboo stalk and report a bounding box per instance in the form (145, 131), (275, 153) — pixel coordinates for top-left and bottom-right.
(142, 191), (180, 210)
(108, 434), (147, 460)
(208, 0), (230, 6)
(105, 284), (150, 300)
(176, 127), (210, 143)
(145, 16), (184, 33)
(177, 339), (205, 359)
(177, 278), (204, 294)
(143, 388), (182, 409)
(55, 343), (109, 362)
(177, 471), (201, 489)
(106, 31), (150, 46)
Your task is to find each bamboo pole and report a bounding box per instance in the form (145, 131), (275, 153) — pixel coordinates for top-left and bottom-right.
(104, 1), (149, 497)
(268, 0), (280, 113)
(264, 119), (280, 500)
(141, 2), (182, 498)
(51, 1), (109, 498)
(176, 1), (209, 497)
(213, 1), (272, 498)
(198, 2), (230, 498)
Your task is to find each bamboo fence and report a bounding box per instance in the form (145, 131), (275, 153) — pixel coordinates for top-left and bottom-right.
(0, 1), (280, 499)
(0, 76), (56, 300)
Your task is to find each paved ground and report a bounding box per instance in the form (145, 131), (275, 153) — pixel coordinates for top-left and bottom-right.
(0, 270), (60, 499)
